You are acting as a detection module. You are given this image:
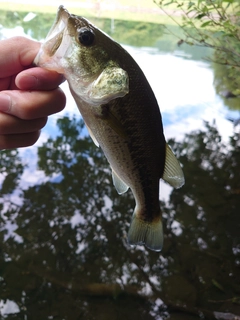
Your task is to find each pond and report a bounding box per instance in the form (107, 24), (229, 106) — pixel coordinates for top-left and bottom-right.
(0, 5), (240, 320)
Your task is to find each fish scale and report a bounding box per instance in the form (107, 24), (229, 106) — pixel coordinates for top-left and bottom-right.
(34, 5), (184, 251)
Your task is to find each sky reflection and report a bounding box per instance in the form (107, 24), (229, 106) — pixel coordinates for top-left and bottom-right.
(1, 22), (238, 202)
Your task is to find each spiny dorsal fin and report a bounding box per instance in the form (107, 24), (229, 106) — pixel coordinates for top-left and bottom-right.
(162, 144), (185, 188)
(112, 169), (129, 194)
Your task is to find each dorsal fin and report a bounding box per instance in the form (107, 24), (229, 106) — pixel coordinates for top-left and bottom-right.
(162, 144), (185, 188)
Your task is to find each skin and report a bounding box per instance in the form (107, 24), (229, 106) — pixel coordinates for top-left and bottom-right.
(0, 36), (66, 149)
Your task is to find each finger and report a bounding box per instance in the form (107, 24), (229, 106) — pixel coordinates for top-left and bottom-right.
(0, 131), (41, 149)
(0, 77), (11, 91)
(0, 112), (47, 134)
(0, 37), (40, 77)
(15, 67), (65, 91)
(0, 88), (66, 120)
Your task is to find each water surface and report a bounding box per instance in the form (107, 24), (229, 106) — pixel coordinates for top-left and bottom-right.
(0, 8), (240, 320)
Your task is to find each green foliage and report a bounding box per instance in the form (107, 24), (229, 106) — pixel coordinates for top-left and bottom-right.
(82, 18), (165, 47)
(0, 149), (24, 195)
(213, 61), (240, 110)
(107, 20), (164, 47)
(0, 9), (164, 46)
(0, 9), (56, 40)
(154, 0), (240, 102)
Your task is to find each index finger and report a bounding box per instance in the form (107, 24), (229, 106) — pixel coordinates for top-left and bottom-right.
(0, 36), (40, 78)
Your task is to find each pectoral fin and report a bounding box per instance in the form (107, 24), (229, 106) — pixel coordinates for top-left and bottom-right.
(85, 123), (99, 147)
(101, 105), (128, 140)
(112, 169), (129, 194)
(89, 67), (129, 104)
(162, 144), (185, 188)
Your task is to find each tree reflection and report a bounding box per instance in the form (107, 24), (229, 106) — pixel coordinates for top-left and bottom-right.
(213, 60), (240, 112)
(1, 117), (240, 319)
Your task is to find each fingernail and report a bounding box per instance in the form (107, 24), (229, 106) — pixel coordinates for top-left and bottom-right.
(0, 93), (11, 112)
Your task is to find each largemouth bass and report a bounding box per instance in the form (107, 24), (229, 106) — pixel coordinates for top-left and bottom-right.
(34, 6), (184, 251)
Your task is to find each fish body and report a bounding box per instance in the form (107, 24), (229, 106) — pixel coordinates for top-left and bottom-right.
(34, 6), (184, 251)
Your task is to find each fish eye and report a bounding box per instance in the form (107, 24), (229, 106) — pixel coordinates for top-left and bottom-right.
(78, 28), (95, 46)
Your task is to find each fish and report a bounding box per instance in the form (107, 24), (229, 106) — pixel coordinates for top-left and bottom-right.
(34, 6), (185, 252)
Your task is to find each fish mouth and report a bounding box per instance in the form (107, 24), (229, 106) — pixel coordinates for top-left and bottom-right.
(43, 6), (70, 56)
(34, 6), (72, 70)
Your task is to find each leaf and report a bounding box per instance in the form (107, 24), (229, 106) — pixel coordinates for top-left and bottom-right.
(187, 1), (195, 9)
(200, 21), (212, 28)
(212, 279), (225, 292)
(163, 1), (173, 6)
(195, 13), (206, 19)
(1, 172), (19, 194)
(177, 2), (183, 8)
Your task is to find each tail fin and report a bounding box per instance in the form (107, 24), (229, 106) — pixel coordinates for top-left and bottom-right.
(127, 213), (163, 252)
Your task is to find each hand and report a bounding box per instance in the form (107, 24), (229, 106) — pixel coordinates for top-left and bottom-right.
(0, 36), (66, 149)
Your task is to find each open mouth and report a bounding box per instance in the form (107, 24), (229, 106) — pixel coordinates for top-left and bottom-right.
(42, 6), (70, 57)
(33, 6), (72, 69)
